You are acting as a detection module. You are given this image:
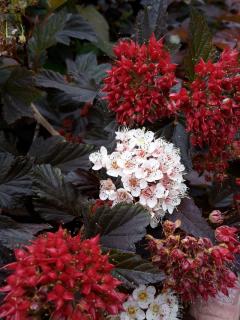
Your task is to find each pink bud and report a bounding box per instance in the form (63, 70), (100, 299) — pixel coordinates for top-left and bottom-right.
(209, 210), (224, 224)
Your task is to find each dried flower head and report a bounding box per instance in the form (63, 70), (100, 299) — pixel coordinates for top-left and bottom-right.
(148, 220), (240, 302)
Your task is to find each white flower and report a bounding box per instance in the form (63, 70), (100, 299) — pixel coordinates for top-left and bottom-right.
(146, 291), (181, 320)
(161, 197), (176, 214)
(128, 128), (155, 149)
(122, 175), (147, 197)
(117, 152), (137, 175)
(146, 299), (171, 320)
(120, 298), (145, 320)
(106, 152), (122, 177)
(149, 207), (165, 228)
(135, 159), (163, 182)
(139, 184), (165, 209)
(99, 179), (117, 201)
(132, 285), (156, 309)
(89, 146), (108, 170)
(115, 128), (133, 142)
(112, 188), (133, 206)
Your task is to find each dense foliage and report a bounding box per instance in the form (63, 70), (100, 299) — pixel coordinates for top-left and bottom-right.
(0, 0), (239, 319)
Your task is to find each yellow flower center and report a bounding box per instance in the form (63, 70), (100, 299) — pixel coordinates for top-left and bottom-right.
(138, 291), (148, 300)
(152, 304), (160, 314)
(112, 161), (119, 169)
(127, 306), (137, 315)
(129, 177), (138, 187)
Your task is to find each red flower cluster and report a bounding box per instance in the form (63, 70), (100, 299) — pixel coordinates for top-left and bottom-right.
(148, 220), (240, 302)
(175, 49), (240, 173)
(0, 228), (126, 320)
(103, 35), (180, 125)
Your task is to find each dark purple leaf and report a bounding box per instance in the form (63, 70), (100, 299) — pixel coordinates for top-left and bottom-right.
(166, 198), (215, 241)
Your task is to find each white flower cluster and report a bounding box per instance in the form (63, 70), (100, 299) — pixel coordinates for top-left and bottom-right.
(108, 285), (181, 320)
(89, 128), (187, 227)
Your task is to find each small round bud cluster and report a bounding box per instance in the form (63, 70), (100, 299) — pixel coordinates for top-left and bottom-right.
(102, 34), (181, 125)
(0, 228), (126, 320)
(173, 49), (240, 173)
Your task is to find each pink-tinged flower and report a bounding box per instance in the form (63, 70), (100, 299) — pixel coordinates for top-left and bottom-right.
(102, 34), (179, 125)
(89, 146), (109, 170)
(135, 159), (163, 182)
(99, 178), (117, 201)
(117, 152), (137, 175)
(121, 174), (147, 197)
(112, 188), (133, 206)
(161, 195), (181, 214)
(209, 210), (224, 224)
(0, 228), (126, 320)
(139, 184), (165, 209)
(106, 152), (122, 177)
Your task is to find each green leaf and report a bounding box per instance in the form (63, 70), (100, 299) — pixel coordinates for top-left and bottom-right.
(78, 5), (113, 56)
(29, 136), (95, 172)
(166, 198), (215, 241)
(36, 69), (98, 103)
(0, 153), (32, 208)
(78, 5), (109, 42)
(1, 67), (42, 124)
(85, 203), (150, 252)
(28, 11), (67, 67)
(47, 0), (67, 10)
(184, 8), (214, 81)
(32, 164), (82, 222)
(0, 215), (50, 250)
(28, 11), (97, 67)
(66, 52), (110, 85)
(108, 249), (165, 289)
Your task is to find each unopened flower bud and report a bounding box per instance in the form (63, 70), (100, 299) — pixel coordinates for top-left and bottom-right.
(209, 210), (224, 224)
(18, 34), (26, 44)
(169, 34), (181, 45)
